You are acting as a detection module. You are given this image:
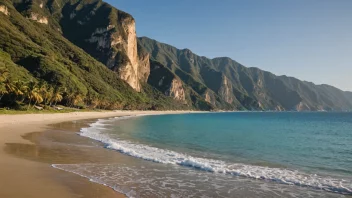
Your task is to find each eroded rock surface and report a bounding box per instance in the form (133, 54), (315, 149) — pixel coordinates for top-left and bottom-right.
(166, 78), (186, 103)
(29, 12), (48, 24)
(0, 5), (9, 15)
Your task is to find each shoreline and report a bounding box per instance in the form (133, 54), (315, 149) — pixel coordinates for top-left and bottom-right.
(0, 110), (200, 198)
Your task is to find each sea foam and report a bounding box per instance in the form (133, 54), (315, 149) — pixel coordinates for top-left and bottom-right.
(77, 116), (352, 195)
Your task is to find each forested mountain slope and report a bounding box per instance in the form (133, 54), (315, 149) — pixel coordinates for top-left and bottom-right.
(139, 37), (352, 111)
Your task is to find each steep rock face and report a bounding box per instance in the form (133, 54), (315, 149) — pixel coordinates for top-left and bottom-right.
(87, 26), (117, 49)
(138, 52), (150, 83)
(137, 42), (150, 83)
(139, 37), (352, 111)
(295, 102), (311, 111)
(204, 90), (216, 106)
(200, 66), (235, 105)
(166, 78), (186, 103)
(275, 105), (284, 111)
(0, 0), (167, 110)
(0, 0), (210, 111)
(147, 60), (186, 103)
(116, 19), (140, 91)
(28, 12), (48, 24)
(60, 0), (148, 91)
(218, 75), (234, 104)
(0, 4), (9, 15)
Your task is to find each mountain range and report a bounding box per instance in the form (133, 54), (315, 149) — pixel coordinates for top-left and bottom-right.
(1, 0), (351, 111)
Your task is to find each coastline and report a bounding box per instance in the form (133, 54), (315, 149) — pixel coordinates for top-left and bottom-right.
(0, 110), (199, 198)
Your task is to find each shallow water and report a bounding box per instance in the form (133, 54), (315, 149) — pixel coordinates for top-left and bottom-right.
(53, 112), (352, 197)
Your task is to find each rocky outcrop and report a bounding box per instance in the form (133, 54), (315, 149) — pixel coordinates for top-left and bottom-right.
(28, 12), (48, 24)
(138, 49), (150, 83)
(166, 78), (186, 103)
(113, 18), (141, 91)
(204, 90), (216, 106)
(87, 27), (119, 49)
(0, 5), (9, 15)
(60, 2), (149, 92)
(295, 102), (310, 111)
(148, 60), (187, 103)
(275, 105), (284, 111)
(218, 75), (234, 104)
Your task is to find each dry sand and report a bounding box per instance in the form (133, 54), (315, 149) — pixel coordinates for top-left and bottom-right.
(0, 110), (195, 198)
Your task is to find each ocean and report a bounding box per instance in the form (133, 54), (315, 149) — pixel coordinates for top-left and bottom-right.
(53, 112), (352, 197)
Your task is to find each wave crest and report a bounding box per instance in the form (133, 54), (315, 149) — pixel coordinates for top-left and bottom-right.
(78, 116), (352, 195)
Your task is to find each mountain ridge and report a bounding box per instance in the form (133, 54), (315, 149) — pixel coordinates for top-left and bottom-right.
(138, 36), (352, 111)
(140, 36), (350, 93)
(0, 0), (204, 110)
(1, 0), (351, 111)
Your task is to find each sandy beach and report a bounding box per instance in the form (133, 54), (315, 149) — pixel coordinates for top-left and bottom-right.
(0, 110), (194, 198)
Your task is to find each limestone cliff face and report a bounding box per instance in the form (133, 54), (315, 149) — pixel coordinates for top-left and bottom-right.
(61, 1), (149, 92)
(218, 75), (234, 104)
(0, 5), (9, 15)
(138, 50), (150, 83)
(148, 60), (186, 103)
(295, 102), (311, 111)
(87, 26), (118, 49)
(275, 105), (284, 111)
(85, 19), (141, 91)
(166, 78), (186, 103)
(204, 90), (216, 106)
(28, 12), (48, 24)
(116, 19), (140, 91)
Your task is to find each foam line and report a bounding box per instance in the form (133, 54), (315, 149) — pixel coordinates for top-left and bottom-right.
(64, 116), (352, 195)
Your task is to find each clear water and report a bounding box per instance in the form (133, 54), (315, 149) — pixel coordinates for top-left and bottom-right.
(53, 112), (352, 197)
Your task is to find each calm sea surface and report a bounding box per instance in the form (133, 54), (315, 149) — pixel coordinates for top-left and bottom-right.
(53, 112), (352, 197)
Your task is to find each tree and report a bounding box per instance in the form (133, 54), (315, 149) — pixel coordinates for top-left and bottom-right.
(66, 92), (76, 107)
(0, 67), (8, 82)
(39, 82), (53, 106)
(91, 97), (100, 109)
(72, 92), (83, 107)
(51, 86), (63, 106)
(12, 80), (28, 103)
(0, 85), (7, 102)
(85, 91), (100, 108)
(44, 86), (53, 105)
(26, 81), (43, 110)
(0, 68), (9, 101)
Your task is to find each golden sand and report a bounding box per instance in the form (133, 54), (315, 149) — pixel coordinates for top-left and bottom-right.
(0, 111), (196, 198)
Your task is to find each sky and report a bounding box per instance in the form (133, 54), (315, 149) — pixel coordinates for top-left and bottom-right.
(106, 0), (352, 91)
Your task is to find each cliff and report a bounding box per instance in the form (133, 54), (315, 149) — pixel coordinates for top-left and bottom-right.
(1, 0), (351, 111)
(147, 60), (187, 104)
(0, 0), (189, 110)
(138, 37), (352, 111)
(0, 4), (9, 15)
(59, 0), (148, 91)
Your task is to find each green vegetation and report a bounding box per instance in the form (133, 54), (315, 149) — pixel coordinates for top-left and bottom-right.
(2, 0), (350, 112)
(0, 0), (193, 112)
(138, 37), (352, 111)
(1, 68), (82, 110)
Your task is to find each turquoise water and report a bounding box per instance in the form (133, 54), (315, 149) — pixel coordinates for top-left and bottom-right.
(120, 112), (352, 177)
(54, 112), (352, 197)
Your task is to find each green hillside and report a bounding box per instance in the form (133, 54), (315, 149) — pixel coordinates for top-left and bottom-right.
(0, 0), (191, 110)
(138, 37), (352, 111)
(1, 0), (351, 112)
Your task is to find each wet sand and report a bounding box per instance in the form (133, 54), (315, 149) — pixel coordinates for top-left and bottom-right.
(0, 111), (196, 198)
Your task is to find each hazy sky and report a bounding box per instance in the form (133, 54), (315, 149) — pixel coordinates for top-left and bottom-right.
(106, 0), (352, 91)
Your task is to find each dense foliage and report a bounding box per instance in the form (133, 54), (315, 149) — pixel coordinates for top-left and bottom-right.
(0, 0), (191, 111)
